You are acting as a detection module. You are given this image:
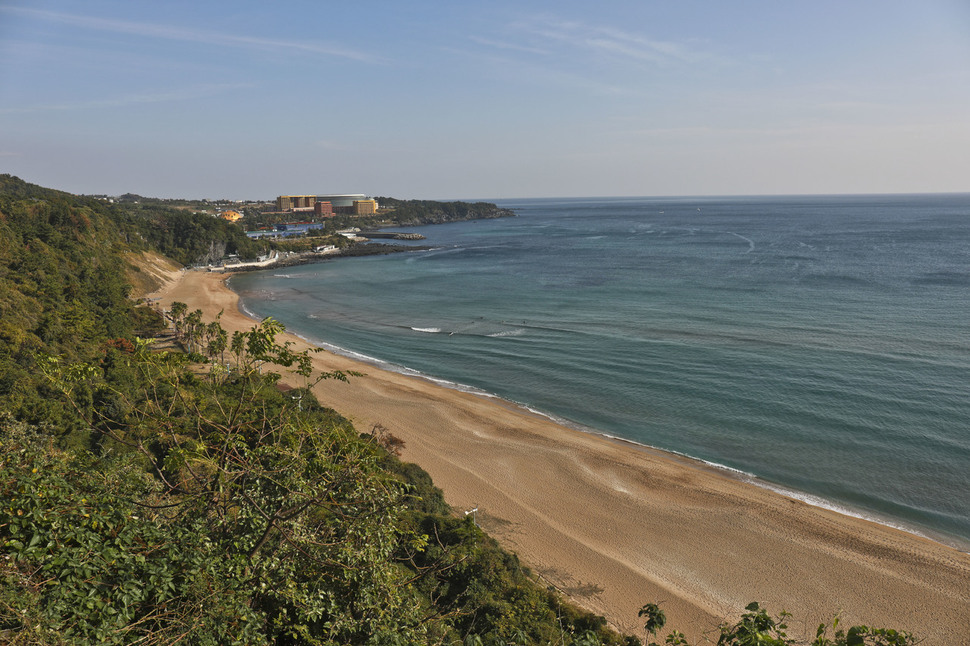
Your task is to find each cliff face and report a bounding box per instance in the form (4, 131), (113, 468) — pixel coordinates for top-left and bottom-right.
(198, 239), (228, 265)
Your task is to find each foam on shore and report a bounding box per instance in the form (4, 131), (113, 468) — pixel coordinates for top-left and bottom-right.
(233, 280), (969, 553)
(164, 268), (970, 643)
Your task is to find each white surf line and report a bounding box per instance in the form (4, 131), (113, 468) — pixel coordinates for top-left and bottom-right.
(727, 231), (755, 253)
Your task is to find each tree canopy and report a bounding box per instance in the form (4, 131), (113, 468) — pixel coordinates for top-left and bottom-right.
(0, 176), (637, 644)
(0, 175), (919, 645)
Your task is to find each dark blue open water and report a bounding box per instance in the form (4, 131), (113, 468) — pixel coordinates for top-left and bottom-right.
(230, 194), (970, 548)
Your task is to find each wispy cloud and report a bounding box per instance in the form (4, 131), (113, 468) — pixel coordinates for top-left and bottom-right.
(456, 15), (728, 98)
(1, 6), (381, 63)
(0, 83), (252, 114)
(509, 17), (723, 68)
(468, 36), (549, 56)
(439, 44), (632, 96)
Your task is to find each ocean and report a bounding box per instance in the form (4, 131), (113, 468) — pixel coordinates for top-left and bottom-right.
(229, 194), (970, 548)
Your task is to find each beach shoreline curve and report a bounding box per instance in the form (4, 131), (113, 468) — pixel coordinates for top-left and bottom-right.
(151, 267), (970, 644)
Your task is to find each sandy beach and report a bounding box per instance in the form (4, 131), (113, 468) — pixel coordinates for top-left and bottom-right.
(152, 268), (970, 644)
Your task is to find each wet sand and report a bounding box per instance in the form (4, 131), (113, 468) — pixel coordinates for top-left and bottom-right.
(152, 268), (970, 643)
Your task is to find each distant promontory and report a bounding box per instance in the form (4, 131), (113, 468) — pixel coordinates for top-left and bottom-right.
(372, 197), (515, 226)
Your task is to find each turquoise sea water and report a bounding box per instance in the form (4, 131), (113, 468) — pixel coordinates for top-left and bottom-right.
(230, 194), (970, 548)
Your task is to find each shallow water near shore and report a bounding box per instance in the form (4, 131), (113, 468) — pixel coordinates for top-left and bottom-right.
(231, 194), (970, 548)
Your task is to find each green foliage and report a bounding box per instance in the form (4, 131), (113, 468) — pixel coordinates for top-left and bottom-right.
(811, 617), (918, 646)
(129, 303), (168, 336)
(639, 603), (666, 646)
(0, 176), (144, 435)
(373, 197), (514, 226)
(395, 512), (632, 646)
(0, 416), (259, 645)
(0, 179), (136, 347)
(23, 305), (635, 644)
(1, 176), (917, 645)
(122, 202), (265, 265)
(717, 602), (792, 646)
(28, 324), (434, 643)
(378, 451), (451, 517)
(710, 602), (919, 646)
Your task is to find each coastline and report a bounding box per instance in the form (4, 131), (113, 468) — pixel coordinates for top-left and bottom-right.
(151, 268), (970, 644)
(234, 290), (970, 555)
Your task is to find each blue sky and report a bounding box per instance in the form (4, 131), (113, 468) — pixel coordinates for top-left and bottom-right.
(2, 1), (969, 200)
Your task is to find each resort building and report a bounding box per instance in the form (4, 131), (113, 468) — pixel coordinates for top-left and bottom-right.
(276, 195), (316, 211)
(353, 199), (378, 216)
(316, 194), (367, 209)
(276, 194), (368, 212)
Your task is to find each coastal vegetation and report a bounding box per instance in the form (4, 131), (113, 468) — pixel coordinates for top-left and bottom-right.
(0, 175), (918, 644)
(126, 203), (265, 267)
(638, 603), (916, 646)
(372, 197), (516, 226)
(0, 175), (634, 644)
(241, 197), (514, 245)
(81, 189), (513, 267)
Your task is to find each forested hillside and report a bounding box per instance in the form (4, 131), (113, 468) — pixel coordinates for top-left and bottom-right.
(0, 175), (152, 440)
(0, 177), (640, 644)
(374, 198), (515, 225)
(122, 201), (265, 266)
(0, 176), (916, 645)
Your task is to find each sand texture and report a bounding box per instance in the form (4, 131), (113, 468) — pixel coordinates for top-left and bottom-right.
(151, 269), (970, 644)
